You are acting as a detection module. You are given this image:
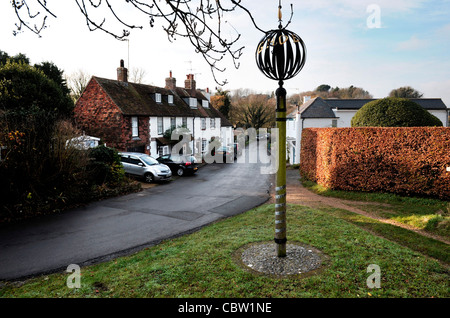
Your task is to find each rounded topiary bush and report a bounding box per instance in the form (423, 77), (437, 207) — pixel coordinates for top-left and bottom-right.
(351, 97), (443, 127)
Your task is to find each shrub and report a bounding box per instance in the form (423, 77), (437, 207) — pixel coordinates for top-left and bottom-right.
(0, 123), (134, 224)
(0, 61), (73, 119)
(0, 117), (89, 221)
(0, 62), (135, 224)
(300, 127), (450, 200)
(351, 97), (443, 127)
(86, 145), (125, 186)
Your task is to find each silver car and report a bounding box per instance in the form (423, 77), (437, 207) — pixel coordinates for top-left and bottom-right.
(119, 152), (172, 183)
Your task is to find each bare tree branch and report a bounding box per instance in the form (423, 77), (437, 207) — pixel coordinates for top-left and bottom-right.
(10, 0), (270, 86)
(66, 69), (91, 102)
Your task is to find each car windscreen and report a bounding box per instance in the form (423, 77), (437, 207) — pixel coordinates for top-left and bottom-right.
(140, 155), (159, 166)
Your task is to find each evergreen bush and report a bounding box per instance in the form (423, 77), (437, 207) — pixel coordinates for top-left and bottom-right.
(87, 145), (125, 186)
(351, 97), (443, 127)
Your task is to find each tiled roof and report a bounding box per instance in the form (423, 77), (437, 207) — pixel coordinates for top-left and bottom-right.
(323, 99), (374, 110)
(214, 107), (233, 127)
(300, 97), (448, 118)
(326, 98), (448, 110)
(299, 97), (337, 118)
(93, 76), (224, 118)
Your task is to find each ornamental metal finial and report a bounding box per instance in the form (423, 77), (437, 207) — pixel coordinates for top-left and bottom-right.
(278, 0), (282, 28)
(255, 1), (306, 84)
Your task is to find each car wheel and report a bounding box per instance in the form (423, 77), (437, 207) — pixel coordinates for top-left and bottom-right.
(144, 173), (154, 183)
(176, 167), (184, 176)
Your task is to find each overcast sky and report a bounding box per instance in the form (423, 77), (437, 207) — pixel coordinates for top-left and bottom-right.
(1, 0), (449, 105)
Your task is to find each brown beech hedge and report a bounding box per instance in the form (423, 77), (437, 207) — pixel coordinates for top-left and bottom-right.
(300, 127), (450, 200)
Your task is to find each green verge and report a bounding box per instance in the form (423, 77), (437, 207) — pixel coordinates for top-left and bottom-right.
(301, 179), (450, 238)
(1, 204), (448, 298)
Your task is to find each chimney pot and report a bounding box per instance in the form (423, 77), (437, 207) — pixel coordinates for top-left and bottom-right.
(185, 74), (196, 91)
(165, 71), (176, 90)
(117, 59), (128, 83)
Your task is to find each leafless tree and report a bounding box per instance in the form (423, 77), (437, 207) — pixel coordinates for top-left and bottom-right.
(66, 69), (91, 102)
(129, 67), (147, 84)
(233, 94), (275, 129)
(10, 0), (269, 85)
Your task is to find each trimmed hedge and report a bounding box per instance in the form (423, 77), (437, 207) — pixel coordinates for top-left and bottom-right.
(300, 127), (450, 200)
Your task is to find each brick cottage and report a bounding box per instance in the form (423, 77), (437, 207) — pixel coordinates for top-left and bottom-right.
(74, 60), (233, 156)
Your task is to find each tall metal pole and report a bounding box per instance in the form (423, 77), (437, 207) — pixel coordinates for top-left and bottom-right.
(255, 0), (306, 258)
(275, 80), (287, 257)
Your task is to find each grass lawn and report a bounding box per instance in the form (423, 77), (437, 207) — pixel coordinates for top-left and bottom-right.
(1, 203), (448, 298)
(301, 179), (450, 239)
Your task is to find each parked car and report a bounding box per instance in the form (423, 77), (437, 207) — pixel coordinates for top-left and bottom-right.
(119, 152), (172, 183)
(229, 143), (241, 159)
(156, 154), (199, 176)
(216, 146), (234, 163)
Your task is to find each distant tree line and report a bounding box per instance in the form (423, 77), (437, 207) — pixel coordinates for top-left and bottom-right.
(288, 84), (424, 106)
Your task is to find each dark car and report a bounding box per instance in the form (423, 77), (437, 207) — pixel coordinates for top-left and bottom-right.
(229, 143), (242, 159)
(156, 154), (199, 176)
(216, 146), (234, 163)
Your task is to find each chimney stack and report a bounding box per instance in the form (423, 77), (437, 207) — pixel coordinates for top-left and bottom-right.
(165, 70), (176, 90)
(117, 59), (128, 83)
(184, 74), (196, 91)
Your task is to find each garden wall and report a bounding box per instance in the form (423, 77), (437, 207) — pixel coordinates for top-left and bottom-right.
(300, 127), (450, 200)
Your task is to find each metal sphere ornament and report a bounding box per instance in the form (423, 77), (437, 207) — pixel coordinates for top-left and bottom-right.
(255, 2), (306, 83)
(255, 28), (306, 82)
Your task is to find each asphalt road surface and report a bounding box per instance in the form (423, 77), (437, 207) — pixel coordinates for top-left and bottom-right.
(0, 145), (274, 281)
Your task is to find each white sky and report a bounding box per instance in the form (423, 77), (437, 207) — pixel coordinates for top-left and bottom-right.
(1, 0), (449, 106)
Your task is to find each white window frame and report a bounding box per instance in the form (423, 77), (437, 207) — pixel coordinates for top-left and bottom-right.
(202, 100), (209, 108)
(210, 118), (215, 129)
(157, 117), (164, 135)
(131, 116), (139, 137)
(332, 119), (338, 128)
(182, 117), (188, 127)
(189, 97), (197, 108)
(170, 117), (176, 129)
(201, 118), (206, 130)
(168, 94), (174, 104)
(201, 139), (207, 153)
(155, 93), (162, 103)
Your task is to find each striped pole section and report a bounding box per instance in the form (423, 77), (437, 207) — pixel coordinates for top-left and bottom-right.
(275, 81), (287, 257)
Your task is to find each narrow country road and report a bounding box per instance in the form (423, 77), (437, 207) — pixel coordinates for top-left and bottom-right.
(0, 144), (274, 281)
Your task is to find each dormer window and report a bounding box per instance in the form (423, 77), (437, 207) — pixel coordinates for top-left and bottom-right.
(168, 94), (174, 104)
(189, 97), (197, 108)
(155, 93), (162, 103)
(202, 100), (209, 108)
